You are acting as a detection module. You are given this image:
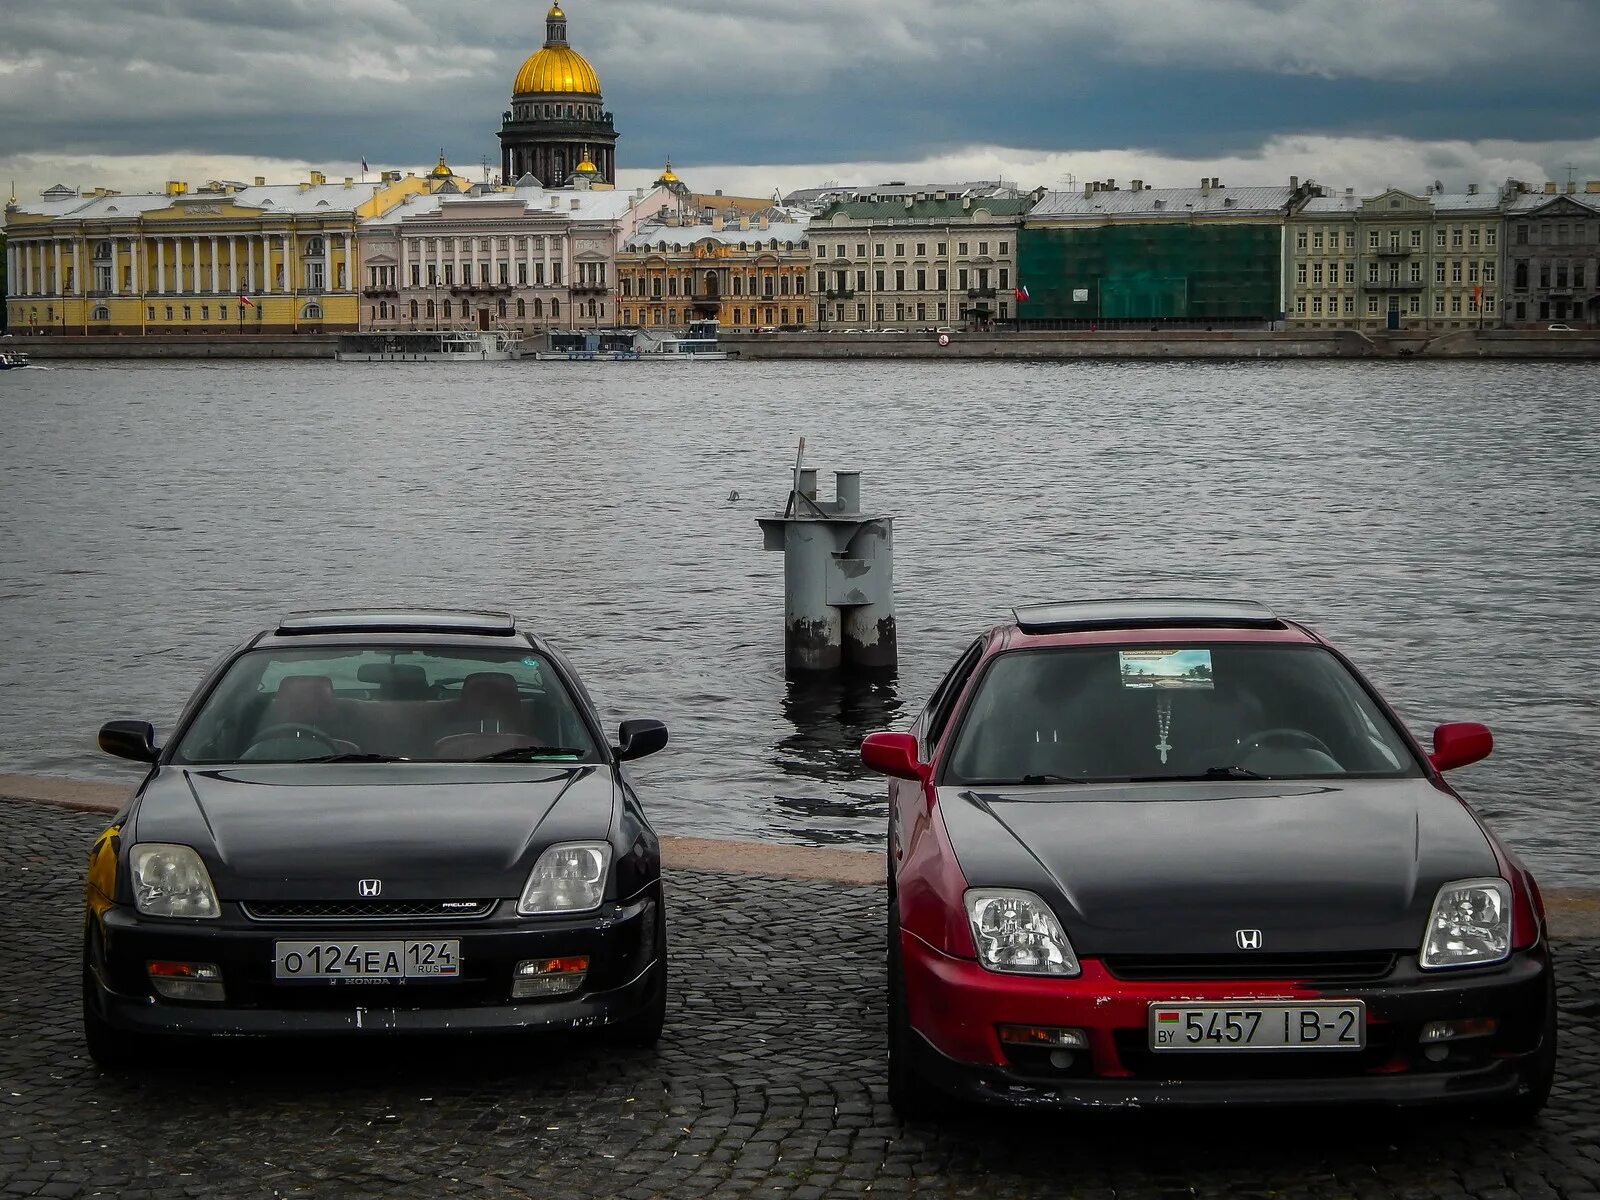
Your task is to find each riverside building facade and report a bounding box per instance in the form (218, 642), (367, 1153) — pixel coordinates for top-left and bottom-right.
(807, 185), (1038, 330)
(1018, 178), (1314, 327)
(617, 211), (810, 332)
(1284, 185), (1506, 332)
(4, 171), (457, 335)
(1503, 181), (1600, 328)
(355, 183), (675, 332)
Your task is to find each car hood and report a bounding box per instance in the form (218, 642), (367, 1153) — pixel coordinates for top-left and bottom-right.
(129, 763), (615, 901)
(938, 777), (1498, 956)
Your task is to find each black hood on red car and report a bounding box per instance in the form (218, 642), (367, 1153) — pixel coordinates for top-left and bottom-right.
(937, 778), (1500, 956)
(127, 763), (618, 901)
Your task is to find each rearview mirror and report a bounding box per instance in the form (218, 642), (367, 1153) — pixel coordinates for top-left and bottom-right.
(614, 718), (668, 762)
(99, 720), (159, 764)
(861, 731), (925, 781)
(1429, 722), (1493, 773)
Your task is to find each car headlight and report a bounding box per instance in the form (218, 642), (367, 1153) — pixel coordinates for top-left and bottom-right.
(1420, 877), (1511, 969)
(517, 842), (612, 915)
(129, 843), (220, 919)
(964, 888), (1080, 976)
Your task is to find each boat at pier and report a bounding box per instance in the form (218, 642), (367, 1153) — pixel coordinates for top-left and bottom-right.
(335, 330), (519, 363)
(0, 350), (33, 370)
(533, 320), (729, 362)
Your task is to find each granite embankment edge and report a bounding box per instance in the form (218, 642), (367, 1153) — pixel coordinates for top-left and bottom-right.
(14, 329), (1600, 360)
(6, 770), (1596, 938)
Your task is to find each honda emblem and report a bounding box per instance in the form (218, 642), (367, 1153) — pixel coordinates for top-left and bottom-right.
(1235, 928), (1264, 950)
(357, 878), (382, 898)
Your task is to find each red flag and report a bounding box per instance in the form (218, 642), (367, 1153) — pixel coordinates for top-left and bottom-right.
(238, 295), (254, 308)
(1014, 284), (1030, 303)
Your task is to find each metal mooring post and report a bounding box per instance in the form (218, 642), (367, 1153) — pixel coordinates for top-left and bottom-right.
(757, 440), (897, 674)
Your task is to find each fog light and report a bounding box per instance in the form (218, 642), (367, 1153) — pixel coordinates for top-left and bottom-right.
(512, 955), (588, 999)
(1419, 1017), (1497, 1044)
(997, 1024), (1088, 1049)
(147, 960), (225, 1002)
(1048, 1049), (1077, 1070)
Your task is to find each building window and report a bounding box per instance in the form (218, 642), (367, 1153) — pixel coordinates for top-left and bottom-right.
(1296, 297), (1307, 315)
(1367, 263), (1379, 284)
(1312, 296), (1322, 315)
(1435, 261), (1446, 284)
(1485, 228), (1497, 247)
(1451, 295), (1462, 314)
(915, 242), (926, 256)
(301, 303), (323, 320)
(894, 243), (905, 256)
(91, 305), (109, 321)
(551, 299), (559, 318)
(1434, 295), (1446, 314)
(1367, 296), (1380, 315)
(957, 242), (968, 256)
(895, 269), (905, 290)
(410, 300), (418, 319)
(1344, 262), (1355, 284)
(201, 305), (209, 319)
(1410, 229), (1422, 248)
(1408, 296), (1421, 314)
(1409, 262), (1421, 283)
(165, 306), (173, 320)
(426, 300), (435, 319)
(183, 305), (192, 320)
(1343, 295), (1354, 314)
(1436, 228), (1447, 249)
(1310, 231), (1322, 251)
(444, 301), (452, 319)
(1468, 228), (1480, 248)
(1368, 230), (1379, 249)
(856, 303), (866, 322)
(1302, 263), (1313, 285)
(1451, 261), (1462, 284)
(999, 268), (1010, 289)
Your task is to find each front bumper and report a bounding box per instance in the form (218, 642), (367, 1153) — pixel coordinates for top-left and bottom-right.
(86, 888), (661, 1038)
(902, 933), (1552, 1109)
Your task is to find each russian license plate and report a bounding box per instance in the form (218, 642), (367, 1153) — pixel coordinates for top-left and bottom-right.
(274, 940), (461, 981)
(1149, 1001), (1365, 1051)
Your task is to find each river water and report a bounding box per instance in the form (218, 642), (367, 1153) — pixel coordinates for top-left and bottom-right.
(2, 358), (1597, 882)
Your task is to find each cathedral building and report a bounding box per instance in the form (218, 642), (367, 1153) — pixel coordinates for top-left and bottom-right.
(499, 4), (618, 187)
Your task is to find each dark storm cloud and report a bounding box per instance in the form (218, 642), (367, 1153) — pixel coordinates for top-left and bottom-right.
(2, 0), (1597, 174)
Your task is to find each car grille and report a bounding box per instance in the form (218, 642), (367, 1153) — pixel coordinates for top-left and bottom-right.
(1101, 952), (1397, 983)
(239, 899), (497, 922)
(1113, 1028), (1402, 1080)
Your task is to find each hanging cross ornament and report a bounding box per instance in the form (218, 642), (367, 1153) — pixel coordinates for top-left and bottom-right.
(1155, 695), (1173, 764)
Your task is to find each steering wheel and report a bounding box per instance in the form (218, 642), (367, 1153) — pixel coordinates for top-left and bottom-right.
(1232, 727), (1336, 764)
(243, 723), (340, 756)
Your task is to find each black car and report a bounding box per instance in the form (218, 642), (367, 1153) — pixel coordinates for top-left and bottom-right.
(83, 609), (668, 1066)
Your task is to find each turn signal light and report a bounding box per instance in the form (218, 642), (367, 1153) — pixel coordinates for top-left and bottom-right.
(997, 1024), (1088, 1049)
(513, 955), (589, 999)
(1419, 1017), (1497, 1044)
(146, 960), (225, 1002)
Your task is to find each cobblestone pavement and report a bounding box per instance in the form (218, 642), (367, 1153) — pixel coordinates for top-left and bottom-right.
(4, 802), (1598, 1200)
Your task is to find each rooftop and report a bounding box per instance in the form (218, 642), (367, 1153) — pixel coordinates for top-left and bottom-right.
(1028, 186), (1295, 220)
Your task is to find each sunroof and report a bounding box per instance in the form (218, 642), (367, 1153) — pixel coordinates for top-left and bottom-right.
(1012, 599), (1284, 634)
(276, 610), (517, 636)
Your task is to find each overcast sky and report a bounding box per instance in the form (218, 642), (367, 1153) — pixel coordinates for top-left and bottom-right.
(4, 0), (1599, 203)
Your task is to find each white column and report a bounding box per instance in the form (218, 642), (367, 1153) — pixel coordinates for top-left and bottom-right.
(342, 233), (352, 291)
(54, 239), (64, 295)
(451, 236), (461, 284)
(72, 239), (83, 295)
(245, 237), (255, 293)
(228, 237), (239, 295)
(282, 234), (291, 292)
(562, 232), (572, 289)
(541, 235), (551, 286)
(108, 240), (119, 296)
(261, 235), (271, 293)
(131, 237), (141, 296)
(209, 236), (219, 294)
(523, 236), (534, 287)
(172, 239), (183, 293)
(5, 244), (15, 297)
(190, 236), (201, 293)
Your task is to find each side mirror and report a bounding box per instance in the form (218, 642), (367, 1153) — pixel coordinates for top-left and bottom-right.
(1429, 722), (1493, 773)
(614, 718), (668, 763)
(99, 720), (159, 764)
(861, 731), (925, 781)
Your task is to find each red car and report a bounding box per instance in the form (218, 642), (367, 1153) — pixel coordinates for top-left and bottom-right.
(863, 600), (1555, 1117)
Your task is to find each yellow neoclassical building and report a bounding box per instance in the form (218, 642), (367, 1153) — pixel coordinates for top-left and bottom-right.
(5, 168), (465, 336)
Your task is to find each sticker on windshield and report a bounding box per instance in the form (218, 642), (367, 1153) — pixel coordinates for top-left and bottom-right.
(1119, 648), (1214, 689)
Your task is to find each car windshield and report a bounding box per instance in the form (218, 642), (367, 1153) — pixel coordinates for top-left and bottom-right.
(944, 643), (1421, 786)
(173, 646), (598, 764)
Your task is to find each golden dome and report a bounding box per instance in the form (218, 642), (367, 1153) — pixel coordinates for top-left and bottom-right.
(514, 45), (600, 95)
(429, 151), (453, 178)
(576, 156), (598, 174)
(658, 160), (679, 184)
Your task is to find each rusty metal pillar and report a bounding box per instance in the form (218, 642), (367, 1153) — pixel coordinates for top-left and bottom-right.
(758, 445), (897, 675)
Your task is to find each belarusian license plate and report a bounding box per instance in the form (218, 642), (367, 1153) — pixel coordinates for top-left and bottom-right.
(273, 939), (460, 981)
(1148, 1001), (1365, 1051)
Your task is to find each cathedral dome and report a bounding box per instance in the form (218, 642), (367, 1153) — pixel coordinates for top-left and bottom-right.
(513, 4), (601, 96)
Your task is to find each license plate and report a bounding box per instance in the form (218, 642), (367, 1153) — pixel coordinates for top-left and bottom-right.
(273, 940), (461, 981)
(1149, 1001), (1365, 1051)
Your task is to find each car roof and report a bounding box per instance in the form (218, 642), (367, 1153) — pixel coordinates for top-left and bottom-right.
(274, 609), (518, 637)
(1000, 598), (1321, 650)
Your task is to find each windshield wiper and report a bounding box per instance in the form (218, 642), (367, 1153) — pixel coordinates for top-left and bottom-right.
(300, 753), (409, 763)
(1128, 766), (1266, 782)
(471, 745), (587, 763)
(1018, 774), (1087, 785)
